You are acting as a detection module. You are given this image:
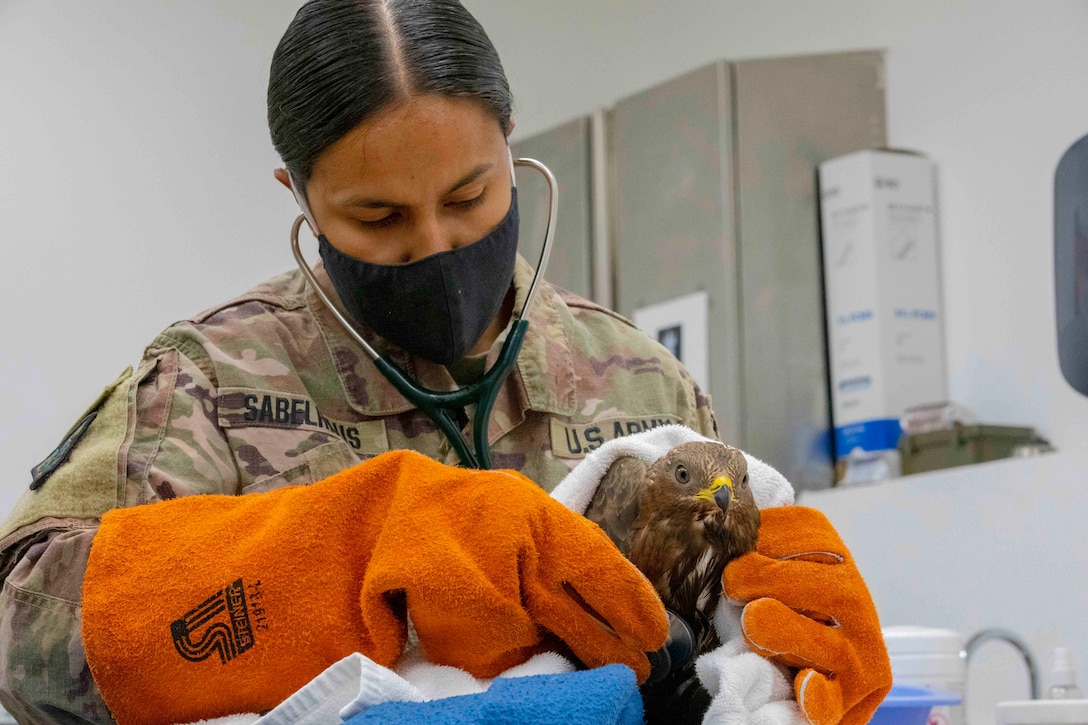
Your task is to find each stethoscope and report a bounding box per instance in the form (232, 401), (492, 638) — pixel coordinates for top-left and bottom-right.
(290, 157), (558, 470)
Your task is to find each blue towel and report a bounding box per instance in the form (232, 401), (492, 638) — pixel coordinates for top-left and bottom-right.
(342, 664), (644, 725)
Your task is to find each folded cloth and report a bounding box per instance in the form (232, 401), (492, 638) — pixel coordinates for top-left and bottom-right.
(252, 653), (421, 725)
(84, 449), (667, 725)
(550, 424), (806, 725)
(178, 651), (575, 725)
(343, 664), (644, 725)
(695, 628), (799, 725)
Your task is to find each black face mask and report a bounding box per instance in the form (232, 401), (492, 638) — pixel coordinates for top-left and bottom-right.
(318, 188), (519, 366)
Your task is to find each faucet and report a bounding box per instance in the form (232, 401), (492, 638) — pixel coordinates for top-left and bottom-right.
(962, 628), (1041, 700)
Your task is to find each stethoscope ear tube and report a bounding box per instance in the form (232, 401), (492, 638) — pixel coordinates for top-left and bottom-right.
(291, 215), (382, 362)
(512, 158), (558, 322)
(290, 158), (558, 469)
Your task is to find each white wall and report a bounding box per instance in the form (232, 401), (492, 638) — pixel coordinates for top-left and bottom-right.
(0, 0), (304, 500)
(2, 1), (1086, 722)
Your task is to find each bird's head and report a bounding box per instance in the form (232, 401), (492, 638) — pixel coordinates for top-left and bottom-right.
(644, 441), (760, 558)
(648, 441), (749, 513)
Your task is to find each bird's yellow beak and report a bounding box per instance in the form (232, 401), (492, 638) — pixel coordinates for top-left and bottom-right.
(696, 476), (733, 502)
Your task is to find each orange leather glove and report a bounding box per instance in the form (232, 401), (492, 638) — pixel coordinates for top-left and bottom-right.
(722, 506), (892, 725)
(83, 450), (667, 725)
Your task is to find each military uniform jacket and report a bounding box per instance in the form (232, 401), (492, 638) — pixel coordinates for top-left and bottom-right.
(0, 256), (717, 722)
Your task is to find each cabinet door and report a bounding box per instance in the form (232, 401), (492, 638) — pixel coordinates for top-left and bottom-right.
(734, 51), (886, 489)
(512, 116), (595, 301)
(609, 61), (743, 446)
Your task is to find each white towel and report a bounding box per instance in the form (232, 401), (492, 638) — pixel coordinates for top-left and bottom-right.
(549, 424), (795, 513)
(550, 424), (806, 725)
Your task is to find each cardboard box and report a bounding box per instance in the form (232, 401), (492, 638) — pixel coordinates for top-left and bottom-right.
(818, 149), (947, 458)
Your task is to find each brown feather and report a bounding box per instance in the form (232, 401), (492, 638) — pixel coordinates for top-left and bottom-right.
(584, 455), (648, 556)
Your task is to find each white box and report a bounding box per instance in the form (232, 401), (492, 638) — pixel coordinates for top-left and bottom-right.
(818, 149), (947, 457)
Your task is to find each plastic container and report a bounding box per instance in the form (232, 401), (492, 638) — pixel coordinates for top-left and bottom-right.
(872, 685), (963, 725)
(840, 447), (902, 485)
(883, 626), (966, 725)
(900, 402), (978, 436)
(1049, 647), (1085, 699)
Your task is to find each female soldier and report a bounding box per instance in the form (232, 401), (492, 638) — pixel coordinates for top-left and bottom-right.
(0, 2), (890, 723)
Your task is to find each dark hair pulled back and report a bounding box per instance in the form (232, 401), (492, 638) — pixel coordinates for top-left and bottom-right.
(268, 0), (513, 192)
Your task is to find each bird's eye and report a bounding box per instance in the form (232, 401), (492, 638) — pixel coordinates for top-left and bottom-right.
(674, 465), (689, 484)
(743, 474), (750, 486)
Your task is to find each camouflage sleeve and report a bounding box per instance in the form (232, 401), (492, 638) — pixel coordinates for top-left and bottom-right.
(0, 342), (238, 723)
(0, 527), (106, 723)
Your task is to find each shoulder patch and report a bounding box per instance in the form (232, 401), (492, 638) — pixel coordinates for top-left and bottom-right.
(29, 366), (134, 491)
(30, 411), (97, 490)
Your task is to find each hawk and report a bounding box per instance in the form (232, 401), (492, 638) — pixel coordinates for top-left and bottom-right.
(585, 441), (760, 692)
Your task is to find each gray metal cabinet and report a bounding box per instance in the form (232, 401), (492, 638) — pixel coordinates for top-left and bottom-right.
(517, 51), (887, 489)
(610, 61), (743, 446)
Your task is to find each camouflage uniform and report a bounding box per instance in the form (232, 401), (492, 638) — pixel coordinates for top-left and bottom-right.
(0, 256), (717, 723)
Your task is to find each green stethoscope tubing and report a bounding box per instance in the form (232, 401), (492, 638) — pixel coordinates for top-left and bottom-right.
(291, 157), (559, 469)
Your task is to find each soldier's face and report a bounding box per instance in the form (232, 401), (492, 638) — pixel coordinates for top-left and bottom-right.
(282, 94), (513, 265)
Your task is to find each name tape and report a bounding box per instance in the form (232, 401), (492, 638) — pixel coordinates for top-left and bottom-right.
(218, 388), (387, 455)
(549, 415), (681, 459)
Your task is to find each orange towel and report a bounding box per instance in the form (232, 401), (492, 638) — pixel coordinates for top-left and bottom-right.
(722, 506), (892, 725)
(82, 449), (667, 725)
